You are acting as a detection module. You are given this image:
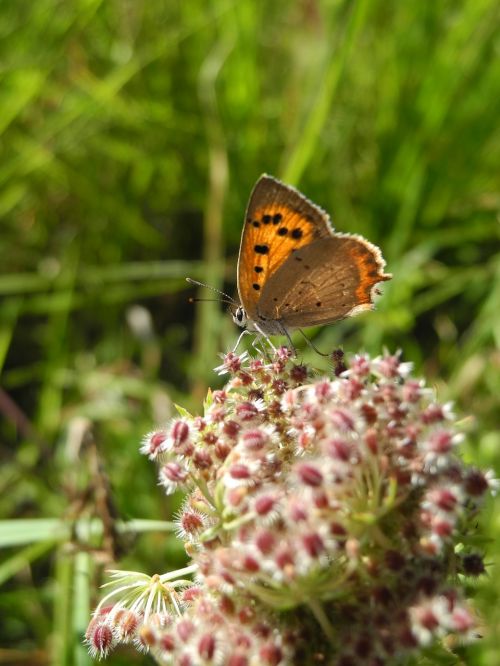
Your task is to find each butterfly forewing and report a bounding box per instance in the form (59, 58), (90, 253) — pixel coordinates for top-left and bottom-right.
(258, 236), (390, 328)
(237, 176), (333, 320)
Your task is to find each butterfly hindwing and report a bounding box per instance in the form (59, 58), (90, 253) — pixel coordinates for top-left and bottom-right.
(258, 235), (390, 328)
(237, 175), (333, 320)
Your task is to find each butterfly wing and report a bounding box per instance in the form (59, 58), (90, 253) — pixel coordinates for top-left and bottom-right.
(237, 175), (333, 321)
(257, 235), (391, 328)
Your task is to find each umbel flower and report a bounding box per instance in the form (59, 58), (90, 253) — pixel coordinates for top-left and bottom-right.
(86, 348), (493, 664)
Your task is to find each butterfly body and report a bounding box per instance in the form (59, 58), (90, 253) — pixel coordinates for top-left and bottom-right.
(235, 175), (391, 338)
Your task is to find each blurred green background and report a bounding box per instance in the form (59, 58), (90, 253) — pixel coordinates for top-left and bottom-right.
(1, 0), (499, 664)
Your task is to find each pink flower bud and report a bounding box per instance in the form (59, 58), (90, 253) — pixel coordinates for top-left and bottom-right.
(276, 346), (292, 361)
(364, 427), (378, 453)
(377, 355), (401, 378)
(116, 609), (139, 638)
(260, 643), (283, 665)
(314, 380), (332, 401)
(330, 522), (347, 538)
(210, 407), (226, 423)
(160, 634), (175, 651)
(193, 449), (212, 470)
(238, 606), (255, 624)
(139, 625), (157, 647)
(242, 428), (268, 450)
(432, 518), (454, 538)
(182, 587), (202, 602)
(461, 552), (485, 576)
(314, 490), (329, 508)
(421, 404), (446, 424)
(402, 380), (422, 403)
(223, 420), (240, 437)
(229, 464), (251, 480)
(327, 438), (351, 461)
(275, 546), (294, 570)
(463, 469), (489, 497)
(350, 354), (370, 376)
(198, 633), (216, 659)
(272, 378), (287, 395)
(215, 440), (231, 460)
(181, 511), (204, 534)
(243, 555), (260, 572)
(281, 389), (299, 410)
(344, 378), (364, 400)
(330, 408), (356, 431)
(255, 494), (276, 515)
(256, 529), (276, 554)
(450, 607), (474, 633)
(227, 487), (247, 507)
(89, 623), (114, 657)
(296, 463), (323, 486)
(427, 430), (453, 453)
(361, 403), (378, 424)
(302, 532), (324, 558)
(228, 655), (248, 666)
(171, 420), (190, 446)
(414, 607), (439, 631)
(177, 619), (195, 642)
(289, 501), (308, 522)
(161, 462), (188, 483)
(429, 488), (457, 512)
(222, 352), (242, 373)
(212, 390), (227, 404)
(290, 364), (308, 382)
(149, 431), (167, 454)
(236, 402), (259, 421)
(203, 432), (217, 445)
(193, 416), (206, 431)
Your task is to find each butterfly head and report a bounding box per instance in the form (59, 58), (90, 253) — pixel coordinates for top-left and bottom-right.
(232, 305), (247, 329)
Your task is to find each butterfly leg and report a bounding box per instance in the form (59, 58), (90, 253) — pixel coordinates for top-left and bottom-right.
(232, 328), (251, 353)
(278, 323), (296, 357)
(250, 333), (268, 358)
(297, 329), (331, 357)
(252, 323), (277, 353)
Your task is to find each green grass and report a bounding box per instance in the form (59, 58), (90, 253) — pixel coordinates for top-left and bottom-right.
(1, 0), (499, 664)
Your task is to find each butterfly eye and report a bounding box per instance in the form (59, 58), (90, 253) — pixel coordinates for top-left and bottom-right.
(233, 306), (247, 328)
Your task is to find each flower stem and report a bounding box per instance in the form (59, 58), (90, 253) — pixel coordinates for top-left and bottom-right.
(307, 598), (336, 647)
(193, 476), (216, 508)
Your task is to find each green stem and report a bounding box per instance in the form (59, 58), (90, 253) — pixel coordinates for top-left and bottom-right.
(307, 598), (336, 647)
(192, 476), (217, 509)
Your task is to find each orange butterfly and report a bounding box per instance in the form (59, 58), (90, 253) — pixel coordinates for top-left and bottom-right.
(231, 175), (391, 345)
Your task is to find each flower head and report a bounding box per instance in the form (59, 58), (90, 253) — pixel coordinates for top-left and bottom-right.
(89, 349), (492, 664)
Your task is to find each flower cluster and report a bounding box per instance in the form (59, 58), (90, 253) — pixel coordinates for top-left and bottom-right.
(87, 348), (493, 664)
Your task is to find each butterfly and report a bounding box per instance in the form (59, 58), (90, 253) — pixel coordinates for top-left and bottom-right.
(231, 175), (391, 344)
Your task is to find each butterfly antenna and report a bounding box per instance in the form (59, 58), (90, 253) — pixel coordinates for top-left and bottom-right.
(188, 296), (235, 306)
(186, 278), (237, 305)
(297, 329), (331, 357)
